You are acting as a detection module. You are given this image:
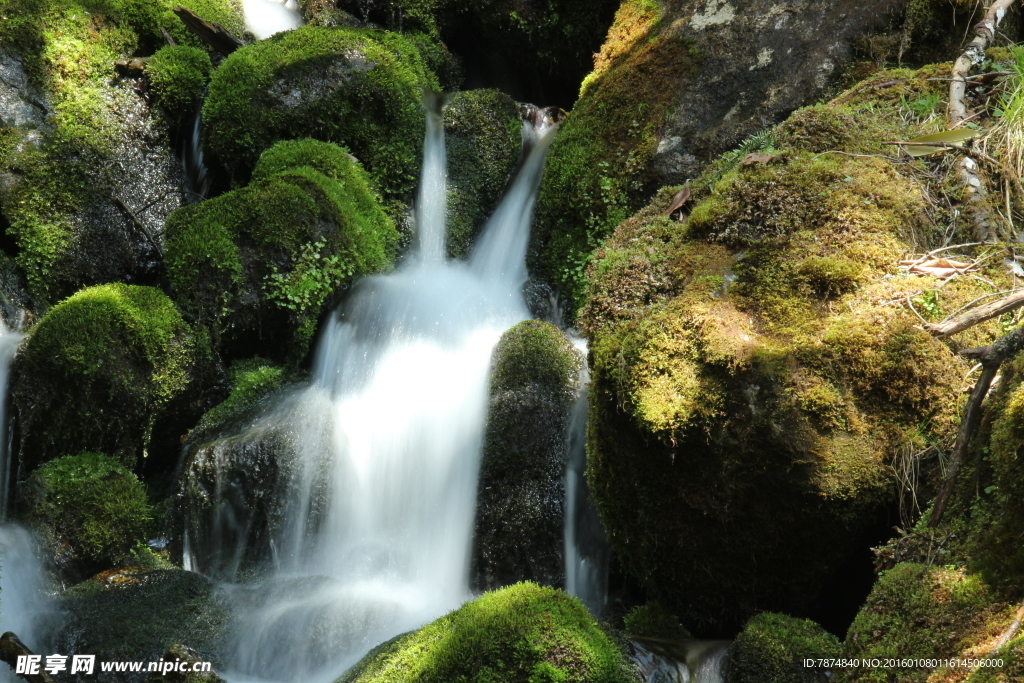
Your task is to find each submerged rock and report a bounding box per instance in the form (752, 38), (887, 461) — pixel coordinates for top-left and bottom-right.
(10, 284), (200, 473)
(55, 566), (232, 683)
(472, 320), (583, 592)
(202, 25), (439, 196)
(338, 582), (638, 683)
(164, 139), (398, 364)
(443, 89), (522, 259)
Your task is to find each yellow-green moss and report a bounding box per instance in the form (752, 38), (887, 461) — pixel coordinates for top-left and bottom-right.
(338, 583), (637, 683)
(146, 45), (212, 120)
(202, 25), (439, 195)
(727, 612), (841, 683)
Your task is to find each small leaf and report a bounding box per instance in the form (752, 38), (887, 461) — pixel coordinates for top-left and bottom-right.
(663, 185), (691, 217)
(900, 129), (980, 157)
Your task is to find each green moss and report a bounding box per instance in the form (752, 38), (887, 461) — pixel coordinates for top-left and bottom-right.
(726, 612), (840, 683)
(194, 358), (286, 435)
(11, 284), (196, 469)
(165, 144), (397, 362)
(338, 582), (637, 683)
(443, 89), (521, 259)
(531, 0), (698, 310)
(490, 320), (582, 397)
(146, 45), (213, 120)
(24, 452), (152, 569)
(842, 564), (1008, 683)
(622, 603), (690, 640)
(202, 25), (439, 195)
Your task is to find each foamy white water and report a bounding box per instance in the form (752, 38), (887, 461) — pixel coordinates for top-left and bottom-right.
(195, 102), (558, 682)
(241, 0), (303, 40)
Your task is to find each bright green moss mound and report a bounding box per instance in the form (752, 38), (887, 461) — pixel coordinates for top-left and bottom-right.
(193, 357), (287, 435)
(11, 284), (195, 470)
(842, 564), (1009, 683)
(444, 89), (521, 259)
(202, 25), (439, 195)
(339, 582), (637, 683)
(491, 320), (582, 397)
(622, 602), (690, 640)
(0, 0), (244, 302)
(24, 453), (152, 570)
(146, 45), (213, 120)
(531, 0), (698, 311)
(165, 144), (397, 362)
(726, 612), (839, 683)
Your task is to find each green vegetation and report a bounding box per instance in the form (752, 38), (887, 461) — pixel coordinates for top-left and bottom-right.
(165, 140), (397, 363)
(622, 602), (690, 640)
(11, 284), (196, 470)
(24, 453), (153, 570)
(727, 612), (840, 683)
(531, 0), (698, 311)
(146, 46), (213, 121)
(202, 25), (439, 195)
(192, 358), (287, 436)
(490, 320), (582, 397)
(0, 0), (244, 302)
(339, 582), (637, 683)
(443, 90), (521, 259)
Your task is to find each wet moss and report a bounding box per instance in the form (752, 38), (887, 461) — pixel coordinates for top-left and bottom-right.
(622, 602), (690, 640)
(202, 25), (439, 195)
(192, 357), (286, 436)
(146, 45), (212, 121)
(726, 612), (840, 683)
(165, 143), (397, 363)
(11, 283), (196, 471)
(531, 0), (698, 310)
(338, 582), (637, 683)
(490, 320), (582, 397)
(443, 89), (521, 259)
(23, 452), (153, 572)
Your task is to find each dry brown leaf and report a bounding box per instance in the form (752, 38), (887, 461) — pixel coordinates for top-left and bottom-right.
(741, 153), (778, 166)
(664, 185), (691, 217)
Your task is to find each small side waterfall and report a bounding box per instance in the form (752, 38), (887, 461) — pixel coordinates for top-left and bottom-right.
(563, 345), (610, 616)
(193, 100), (558, 683)
(241, 0), (303, 40)
(182, 93), (210, 203)
(0, 319), (52, 683)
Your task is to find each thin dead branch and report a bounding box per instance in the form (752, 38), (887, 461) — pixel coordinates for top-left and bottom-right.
(925, 288), (1024, 337)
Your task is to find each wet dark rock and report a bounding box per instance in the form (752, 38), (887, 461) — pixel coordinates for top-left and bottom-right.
(472, 320), (583, 591)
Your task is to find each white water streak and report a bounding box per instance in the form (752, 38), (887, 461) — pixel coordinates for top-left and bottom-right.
(241, 0), (303, 40)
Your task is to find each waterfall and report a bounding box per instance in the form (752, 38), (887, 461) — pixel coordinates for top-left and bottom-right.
(182, 93), (210, 204)
(631, 639), (730, 683)
(563, 341), (610, 616)
(207, 102), (558, 683)
(241, 0), (303, 40)
(0, 319), (52, 683)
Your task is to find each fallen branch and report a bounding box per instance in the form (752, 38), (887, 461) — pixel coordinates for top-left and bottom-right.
(0, 632), (56, 683)
(924, 288), (1024, 337)
(111, 196), (162, 254)
(173, 6), (244, 55)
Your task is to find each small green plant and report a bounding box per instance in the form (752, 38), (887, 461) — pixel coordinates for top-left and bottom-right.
(913, 289), (943, 319)
(704, 129), (777, 186)
(263, 239), (352, 314)
(900, 91), (943, 120)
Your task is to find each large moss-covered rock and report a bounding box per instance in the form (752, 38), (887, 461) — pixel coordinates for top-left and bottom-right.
(22, 452), (153, 578)
(10, 284), (199, 472)
(146, 45), (213, 122)
(725, 612), (840, 683)
(165, 139), (398, 363)
(443, 89), (521, 259)
(338, 582), (638, 683)
(578, 65), (1022, 630)
(472, 320), (583, 592)
(0, 0), (245, 304)
(202, 25), (439, 195)
(55, 566), (233, 682)
(530, 0), (947, 310)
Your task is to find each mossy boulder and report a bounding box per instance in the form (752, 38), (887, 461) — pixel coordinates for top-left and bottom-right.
(146, 45), (213, 121)
(841, 563), (1014, 683)
(622, 602), (691, 641)
(530, 0), (934, 311)
(202, 25), (439, 195)
(164, 139), (398, 363)
(0, 0), (245, 303)
(338, 582), (638, 683)
(22, 452), (153, 577)
(725, 612), (840, 683)
(442, 89), (521, 259)
(55, 566), (232, 681)
(10, 284), (199, 472)
(472, 320), (583, 592)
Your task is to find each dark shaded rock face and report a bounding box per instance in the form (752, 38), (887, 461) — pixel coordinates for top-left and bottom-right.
(55, 566), (232, 683)
(472, 320), (583, 592)
(532, 0), (921, 308)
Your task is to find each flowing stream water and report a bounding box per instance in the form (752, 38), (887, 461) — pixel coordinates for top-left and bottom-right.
(197, 100), (558, 683)
(241, 0), (303, 40)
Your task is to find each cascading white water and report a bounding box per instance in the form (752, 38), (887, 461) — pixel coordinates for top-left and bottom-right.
(212, 102), (558, 683)
(241, 0), (303, 40)
(0, 318), (52, 683)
